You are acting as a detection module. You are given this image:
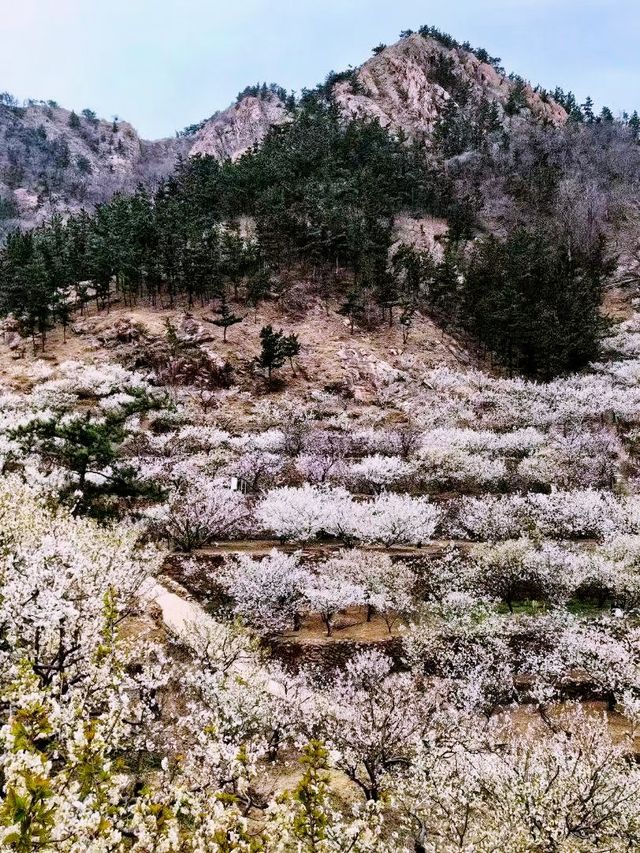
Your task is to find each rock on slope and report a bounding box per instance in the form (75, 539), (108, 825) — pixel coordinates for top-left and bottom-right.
(0, 100), (189, 232)
(189, 93), (288, 160)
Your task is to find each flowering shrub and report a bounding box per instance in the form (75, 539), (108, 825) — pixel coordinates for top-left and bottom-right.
(357, 492), (440, 546)
(471, 538), (577, 610)
(0, 476), (162, 687)
(255, 486), (439, 546)
(346, 453), (415, 493)
(323, 549), (416, 628)
(220, 550), (309, 633)
(148, 482), (251, 550)
(6, 306), (640, 847)
(254, 484), (343, 541)
(447, 489), (628, 541)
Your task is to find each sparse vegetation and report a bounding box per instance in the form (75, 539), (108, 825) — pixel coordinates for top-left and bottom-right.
(235, 81), (288, 103)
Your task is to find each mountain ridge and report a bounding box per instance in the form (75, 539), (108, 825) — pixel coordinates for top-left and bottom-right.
(0, 29), (570, 233)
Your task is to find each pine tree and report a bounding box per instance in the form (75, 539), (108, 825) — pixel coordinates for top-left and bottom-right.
(399, 299), (416, 344)
(282, 332), (301, 371)
(259, 325), (287, 383)
(564, 92), (584, 122)
(246, 267), (271, 320)
(338, 287), (366, 334)
(429, 243), (460, 324)
(284, 741), (331, 848)
(505, 78), (528, 116)
(434, 98), (469, 156)
(81, 108), (98, 125)
(599, 106), (614, 124)
(581, 96), (595, 124)
(68, 110), (81, 129)
(220, 230), (247, 299)
(212, 295), (243, 341)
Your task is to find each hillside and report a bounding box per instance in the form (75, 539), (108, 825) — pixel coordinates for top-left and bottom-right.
(2, 257), (640, 847)
(0, 99), (187, 230)
(0, 30), (569, 234)
(5, 20), (640, 850)
(0, 91), (287, 234)
(189, 91), (288, 160)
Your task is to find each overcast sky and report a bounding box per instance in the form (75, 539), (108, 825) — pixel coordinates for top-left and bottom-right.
(1, 0), (638, 138)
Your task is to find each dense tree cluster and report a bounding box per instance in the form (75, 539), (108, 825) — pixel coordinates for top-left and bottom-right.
(6, 25), (640, 850)
(2, 29), (640, 378)
(0, 97), (465, 350)
(441, 228), (612, 377)
(411, 24), (505, 73)
(429, 115), (640, 374)
(5, 457), (640, 848)
(1, 274), (640, 849)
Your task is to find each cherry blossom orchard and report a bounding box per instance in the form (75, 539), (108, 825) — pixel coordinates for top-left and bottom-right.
(3, 306), (640, 852)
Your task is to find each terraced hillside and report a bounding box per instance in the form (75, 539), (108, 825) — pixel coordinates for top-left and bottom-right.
(2, 283), (640, 847)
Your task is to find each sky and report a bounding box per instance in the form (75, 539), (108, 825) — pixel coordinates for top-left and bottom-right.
(1, 0), (639, 139)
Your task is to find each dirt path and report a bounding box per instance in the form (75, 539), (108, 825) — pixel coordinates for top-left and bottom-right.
(139, 576), (211, 635)
(139, 575), (311, 702)
(190, 539), (466, 557)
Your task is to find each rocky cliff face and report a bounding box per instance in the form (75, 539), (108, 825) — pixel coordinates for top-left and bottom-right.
(0, 101), (190, 233)
(189, 93), (288, 160)
(332, 34), (566, 143)
(0, 91), (288, 234)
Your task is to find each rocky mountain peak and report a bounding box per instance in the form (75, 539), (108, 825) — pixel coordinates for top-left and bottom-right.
(0, 31), (570, 234)
(333, 33), (566, 143)
(188, 92), (288, 161)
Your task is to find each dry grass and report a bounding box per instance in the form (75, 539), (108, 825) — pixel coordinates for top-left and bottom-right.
(0, 294), (469, 399)
(283, 607), (404, 643)
(507, 700), (640, 750)
(601, 285), (636, 322)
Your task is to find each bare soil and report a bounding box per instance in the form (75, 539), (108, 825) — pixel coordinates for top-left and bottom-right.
(282, 608), (404, 643)
(601, 285), (636, 322)
(0, 295), (470, 402)
(507, 700), (640, 749)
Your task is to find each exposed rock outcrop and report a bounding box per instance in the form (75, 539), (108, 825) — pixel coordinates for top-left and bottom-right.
(0, 101), (190, 233)
(332, 34), (566, 143)
(0, 32), (567, 234)
(189, 93), (288, 160)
